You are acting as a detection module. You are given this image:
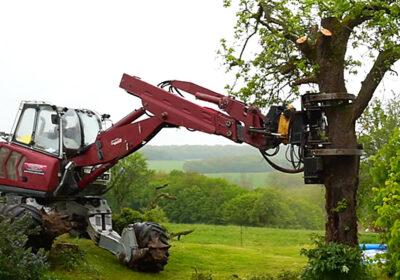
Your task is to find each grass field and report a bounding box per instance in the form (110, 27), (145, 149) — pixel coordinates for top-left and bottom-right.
(46, 223), (379, 280)
(205, 172), (272, 188)
(147, 160), (313, 189)
(148, 160), (185, 173)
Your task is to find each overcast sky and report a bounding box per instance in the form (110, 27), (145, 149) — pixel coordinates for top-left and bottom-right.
(0, 1), (398, 146)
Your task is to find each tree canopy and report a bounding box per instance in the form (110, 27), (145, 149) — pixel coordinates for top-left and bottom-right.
(221, 0), (400, 107)
(221, 0), (400, 247)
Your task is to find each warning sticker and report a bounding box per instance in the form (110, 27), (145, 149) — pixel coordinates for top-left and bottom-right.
(111, 138), (123, 146)
(23, 163), (47, 175)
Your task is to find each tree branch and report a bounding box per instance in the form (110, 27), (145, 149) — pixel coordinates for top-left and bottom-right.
(352, 48), (400, 121)
(293, 75), (318, 86)
(238, 8), (262, 61)
(343, 1), (396, 30)
(258, 2), (298, 43)
(257, 2), (316, 61)
(343, 14), (370, 30)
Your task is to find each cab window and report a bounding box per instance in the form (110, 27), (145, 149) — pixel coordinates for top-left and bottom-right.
(62, 109), (82, 151)
(33, 106), (60, 155)
(78, 111), (101, 146)
(15, 107), (36, 145)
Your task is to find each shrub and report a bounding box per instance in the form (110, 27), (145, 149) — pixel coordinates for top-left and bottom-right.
(112, 207), (168, 234)
(113, 208), (144, 234)
(142, 206), (169, 224)
(48, 242), (86, 271)
(0, 215), (49, 280)
(300, 234), (372, 280)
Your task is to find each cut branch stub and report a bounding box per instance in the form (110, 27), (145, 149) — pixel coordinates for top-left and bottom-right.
(296, 36), (307, 44)
(320, 28), (332, 36)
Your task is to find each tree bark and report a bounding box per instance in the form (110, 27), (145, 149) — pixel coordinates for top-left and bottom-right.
(316, 18), (359, 246)
(323, 108), (359, 245)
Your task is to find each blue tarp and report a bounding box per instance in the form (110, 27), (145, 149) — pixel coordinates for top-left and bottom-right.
(360, 244), (387, 264)
(359, 244), (387, 250)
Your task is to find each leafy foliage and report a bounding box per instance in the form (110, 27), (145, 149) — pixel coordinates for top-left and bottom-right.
(112, 207), (168, 234)
(0, 215), (49, 280)
(357, 96), (400, 227)
(358, 96), (400, 158)
(106, 152), (154, 211)
(222, 192), (260, 225)
(220, 0), (400, 105)
(155, 170), (246, 225)
(300, 234), (372, 280)
(154, 171), (324, 229)
(48, 243), (86, 272)
(107, 153), (324, 230)
(370, 128), (400, 278)
(221, 0), (400, 248)
(248, 188), (324, 229)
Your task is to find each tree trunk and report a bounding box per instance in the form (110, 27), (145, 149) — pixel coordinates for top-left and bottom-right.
(323, 108), (359, 246)
(317, 17), (359, 246)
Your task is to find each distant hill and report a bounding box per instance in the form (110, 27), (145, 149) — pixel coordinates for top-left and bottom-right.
(143, 145), (310, 189)
(140, 145), (259, 160)
(183, 155), (273, 173)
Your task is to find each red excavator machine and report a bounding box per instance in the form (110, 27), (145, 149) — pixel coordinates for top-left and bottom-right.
(0, 74), (357, 271)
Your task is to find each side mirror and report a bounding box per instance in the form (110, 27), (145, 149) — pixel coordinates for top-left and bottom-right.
(51, 114), (60, 125)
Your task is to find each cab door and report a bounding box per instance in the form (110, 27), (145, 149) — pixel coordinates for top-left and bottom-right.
(0, 103), (61, 194)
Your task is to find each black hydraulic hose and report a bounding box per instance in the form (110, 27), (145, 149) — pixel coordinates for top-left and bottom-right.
(264, 146), (280, 156)
(260, 149), (304, 174)
(157, 80), (185, 97)
(157, 80), (172, 88)
(171, 86), (184, 97)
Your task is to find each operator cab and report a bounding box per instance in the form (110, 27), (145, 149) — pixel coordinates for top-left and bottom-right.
(11, 101), (102, 158)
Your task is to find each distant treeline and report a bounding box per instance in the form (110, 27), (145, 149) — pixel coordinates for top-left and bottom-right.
(155, 171), (324, 229)
(106, 154), (325, 230)
(183, 155), (273, 173)
(140, 145), (259, 160)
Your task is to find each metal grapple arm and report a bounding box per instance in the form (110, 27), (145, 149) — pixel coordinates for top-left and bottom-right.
(72, 74), (293, 188)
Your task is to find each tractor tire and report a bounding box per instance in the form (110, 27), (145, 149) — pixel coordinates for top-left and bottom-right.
(129, 222), (170, 273)
(0, 203), (54, 251)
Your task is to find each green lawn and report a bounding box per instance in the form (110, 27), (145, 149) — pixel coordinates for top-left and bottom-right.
(46, 223), (379, 280)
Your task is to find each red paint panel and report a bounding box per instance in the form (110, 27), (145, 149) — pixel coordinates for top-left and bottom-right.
(120, 74), (266, 148)
(72, 117), (164, 167)
(0, 142), (59, 192)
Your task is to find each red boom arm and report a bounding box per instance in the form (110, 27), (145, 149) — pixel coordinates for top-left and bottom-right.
(72, 74), (269, 189)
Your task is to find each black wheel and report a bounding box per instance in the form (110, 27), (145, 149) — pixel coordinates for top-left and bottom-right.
(0, 203), (55, 251)
(129, 222), (170, 272)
